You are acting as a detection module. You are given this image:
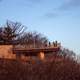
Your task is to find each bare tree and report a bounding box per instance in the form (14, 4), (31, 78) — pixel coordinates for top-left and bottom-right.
(19, 31), (48, 48)
(0, 20), (27, 44)
(0, 27), (4, 44)
(59, 48), (76, 60)
(0, 20), (48, 47)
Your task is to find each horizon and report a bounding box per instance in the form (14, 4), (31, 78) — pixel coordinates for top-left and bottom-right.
(0, 0), (80, 54)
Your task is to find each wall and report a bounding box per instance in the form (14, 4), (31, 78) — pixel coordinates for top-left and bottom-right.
(0, 45), (16, 59)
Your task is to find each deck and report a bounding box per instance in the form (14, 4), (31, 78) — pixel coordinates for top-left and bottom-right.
(13, 45), (60, 56)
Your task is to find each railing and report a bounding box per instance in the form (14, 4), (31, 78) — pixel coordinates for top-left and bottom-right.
(13, 42), (61, 50)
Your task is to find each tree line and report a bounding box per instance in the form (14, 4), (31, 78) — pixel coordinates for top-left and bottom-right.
(0, 20), (48, 47)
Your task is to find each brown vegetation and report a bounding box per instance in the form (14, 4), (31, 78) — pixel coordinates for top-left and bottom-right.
(0, 57), (80, 80)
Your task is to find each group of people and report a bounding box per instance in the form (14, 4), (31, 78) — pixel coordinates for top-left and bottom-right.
(45, 41), (60, 47)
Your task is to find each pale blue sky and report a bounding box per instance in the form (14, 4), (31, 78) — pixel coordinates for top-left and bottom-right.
(0, 0), (80, 54)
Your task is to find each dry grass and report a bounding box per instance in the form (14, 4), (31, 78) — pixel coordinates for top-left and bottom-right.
(0, 57), (80, 80)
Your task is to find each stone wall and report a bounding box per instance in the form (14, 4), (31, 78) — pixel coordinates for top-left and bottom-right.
(0, 45), (16, 59)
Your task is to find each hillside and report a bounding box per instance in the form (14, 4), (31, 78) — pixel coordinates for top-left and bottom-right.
(0, 58), (80, 80)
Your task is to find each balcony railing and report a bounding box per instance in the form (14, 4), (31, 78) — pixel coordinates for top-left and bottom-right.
(13, 42), (61, 50)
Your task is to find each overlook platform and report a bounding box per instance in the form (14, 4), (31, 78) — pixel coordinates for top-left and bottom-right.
(13, 42), (61, 60)
(13, 47), (60, 56)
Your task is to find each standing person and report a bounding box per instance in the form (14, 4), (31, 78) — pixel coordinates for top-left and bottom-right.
(49, 42), (51, 47)
(55, 41), (58, 47)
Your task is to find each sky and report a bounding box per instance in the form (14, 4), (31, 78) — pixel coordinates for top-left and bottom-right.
(0, 0), (80, 54)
